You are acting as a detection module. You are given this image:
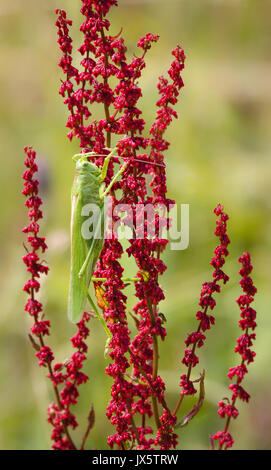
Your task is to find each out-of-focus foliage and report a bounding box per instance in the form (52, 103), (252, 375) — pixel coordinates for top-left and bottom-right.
(0, 0), (270, 449)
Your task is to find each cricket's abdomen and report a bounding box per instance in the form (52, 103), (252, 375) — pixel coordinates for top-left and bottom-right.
(68, 191), (88, 323)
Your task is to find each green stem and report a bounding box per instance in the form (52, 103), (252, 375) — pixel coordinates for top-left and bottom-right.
(146, 297), (160, 429)
(31, 288), (77, 450)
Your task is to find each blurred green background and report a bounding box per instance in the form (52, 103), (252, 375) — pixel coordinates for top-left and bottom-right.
(0, 0), (270, 449)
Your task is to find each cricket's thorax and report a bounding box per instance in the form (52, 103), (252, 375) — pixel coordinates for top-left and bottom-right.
(73, 161), (103, 208)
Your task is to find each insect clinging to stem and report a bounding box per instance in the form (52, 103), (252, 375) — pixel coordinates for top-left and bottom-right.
(68, 147), (165, 336)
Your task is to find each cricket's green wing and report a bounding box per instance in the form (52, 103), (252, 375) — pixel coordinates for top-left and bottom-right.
(68, 193), (104, 323)
(68, 158), (105, 323)
(68, 190), (90, 323)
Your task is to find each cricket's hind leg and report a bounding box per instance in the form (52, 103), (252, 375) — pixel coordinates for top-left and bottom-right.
(91, 277), (140, 282)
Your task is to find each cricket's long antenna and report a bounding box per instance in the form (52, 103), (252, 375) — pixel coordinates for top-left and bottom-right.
(74, 149), (166, 168)
(73, 153), (112, 159)
(129, 158), (165, 168)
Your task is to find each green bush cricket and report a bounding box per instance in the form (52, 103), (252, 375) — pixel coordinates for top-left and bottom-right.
(68, 148), (137, 337)
(68, 148), (165, 338)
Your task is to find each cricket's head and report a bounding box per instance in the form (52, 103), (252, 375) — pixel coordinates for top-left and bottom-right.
(72, 153), (92, 164)
(73, 153), (101, 180)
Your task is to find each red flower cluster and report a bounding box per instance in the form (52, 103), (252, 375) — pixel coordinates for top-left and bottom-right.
(55, 0), (186, 449)
(22, 147), (49, 294)
(22, 146), (51, 345)
(179, 204), (230, 398)
(154, 411), (178, 450)
(22, 146), (91, 450)
(212, 252), (257, 449)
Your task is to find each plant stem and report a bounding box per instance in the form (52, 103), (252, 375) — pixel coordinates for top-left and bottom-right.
(146, 297), (160, 429)
(173, 305), (207, 417)
(172, 324), (201, 416)
(218, 330), (248, 450)
(31, 290), (77, 450)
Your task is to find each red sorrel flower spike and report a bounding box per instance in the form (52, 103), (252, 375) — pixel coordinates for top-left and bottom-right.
(137, 33), (160, 52)
(177, 205), (230, 402)
(120, 44), (185, 449)
(212, 252), (257, 450)
(55, 0), (186, 449)
(22, 146), (92, 450)
(22, 146), (49, 301)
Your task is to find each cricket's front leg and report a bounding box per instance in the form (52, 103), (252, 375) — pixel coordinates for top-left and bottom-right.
(100, 160), (129, 199)
(100, 147), (117, 182)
